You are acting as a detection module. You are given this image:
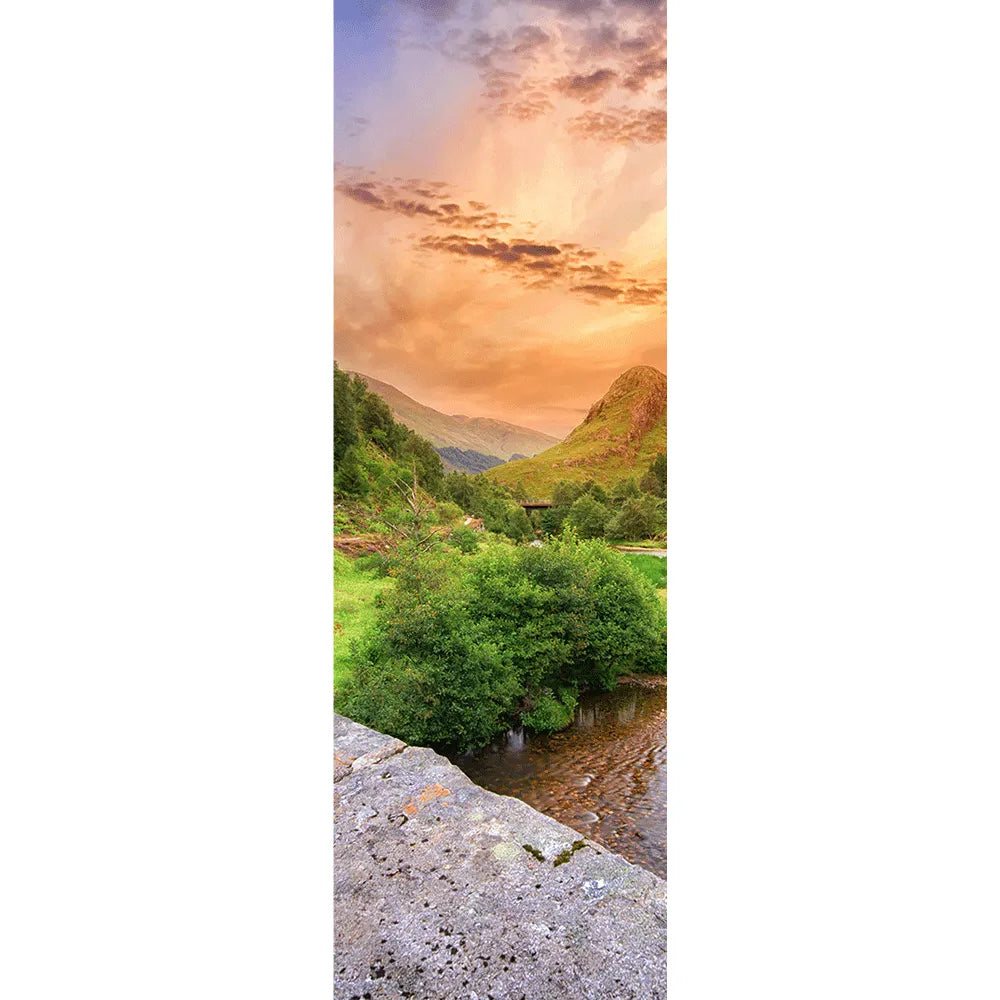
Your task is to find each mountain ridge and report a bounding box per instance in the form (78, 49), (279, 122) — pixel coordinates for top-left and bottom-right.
(485, 365), (666, 497)
(345, 370), (558, 462)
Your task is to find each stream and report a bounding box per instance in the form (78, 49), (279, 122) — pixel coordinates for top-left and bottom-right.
(449, 676), (666, 879)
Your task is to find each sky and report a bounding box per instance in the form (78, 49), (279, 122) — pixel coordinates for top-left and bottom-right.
(334, 0), (666, 438)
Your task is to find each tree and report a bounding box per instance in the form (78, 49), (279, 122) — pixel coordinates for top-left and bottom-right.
(540, 506), (567, 535)
(334, 444), (367, 497)
(611, 477), (641, 503)
(380, 465), (442, 554)
(444, 471), (474, 512)
(566, 493), (611, 539)
(503, 506), (533, 541)
(605, 494), (663, 541)
(552, 480), (581, 507)
(640, 452), (667, 498)
(333, 363), (358, 464)
(580, 480), (609, 505)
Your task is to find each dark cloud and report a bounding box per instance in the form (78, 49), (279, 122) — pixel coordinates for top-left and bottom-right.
(569, 106), (666, 144)
(525, 0), (604, 15)
(571, 279), (666, 305)
(496, 92), (555, 120)
(572, 283), (620, 299)
(621, 54), (666, 92)
(441, 22), (551, 69)
(553, 67), (618, 103)
(511, 24), (551, 52)
(339, 184), (387, 209)
(338, 167), (664, 307)
(336, 172), (513, 229)
(385, 0), (665, 137)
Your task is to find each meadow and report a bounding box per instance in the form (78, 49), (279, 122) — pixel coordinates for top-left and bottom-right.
(623, 552), (667, 591)
(333, 550), (391, 689)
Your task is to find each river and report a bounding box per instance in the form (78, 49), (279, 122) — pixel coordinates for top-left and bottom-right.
(449, 676), (666, 879)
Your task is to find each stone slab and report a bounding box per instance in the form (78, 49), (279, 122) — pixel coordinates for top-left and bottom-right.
(334, 714), (666, 1000)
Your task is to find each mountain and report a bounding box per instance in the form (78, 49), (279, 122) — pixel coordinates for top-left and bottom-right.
(485, 366), (666, 498)
(434, 446), (506, 474)
(346, 371), (558, 462)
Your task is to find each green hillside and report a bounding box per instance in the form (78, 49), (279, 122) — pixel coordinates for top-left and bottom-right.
(486, 366), (666, 499)
(346, 371), (558, 460)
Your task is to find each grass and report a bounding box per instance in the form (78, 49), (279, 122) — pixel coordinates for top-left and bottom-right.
(608, 538), (666, 550)
(334, 550), (392, 690)
(485, 423), (666, 498)
(623, 552), (667, 590)
(484, 372), (666, 499)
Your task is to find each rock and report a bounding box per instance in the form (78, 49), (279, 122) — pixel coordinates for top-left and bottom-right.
(334, 713), (667, 999)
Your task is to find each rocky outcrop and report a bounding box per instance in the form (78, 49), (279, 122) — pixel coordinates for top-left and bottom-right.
(334, 713), (667, 1000)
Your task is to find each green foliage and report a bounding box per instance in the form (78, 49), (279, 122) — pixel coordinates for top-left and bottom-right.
(333, 551), (392, 687)
(443, 471), (475, 511)
(333, 366), (445, 502)
(622, 552), (667, 590)
(566, 493), (610, 540)
(610, 477), (641, 503)
(334, 363), (358, 465)
(501, 505), (533, 541)
(449, 525), (480, 553)
(605, 493), (663, 541)
(337, 559), (519, 751)
(334, 444), (368, 498)
(468, 533), (666, 693)
(551, 480), (582, 507)
(640, 452), (667, 498)
(435, 500), (463, 525)
(338, 534), (666, 748)
(521, 687), (578, 733)
(540, 506), (567, 536)
(580, 479), (609, 505)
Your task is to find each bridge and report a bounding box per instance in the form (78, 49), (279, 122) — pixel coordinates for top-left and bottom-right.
(519, 501), (552, 511)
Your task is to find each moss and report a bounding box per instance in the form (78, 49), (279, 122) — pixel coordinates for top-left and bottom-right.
(553, 840), (588, 867)
(522, 844), (545, 863)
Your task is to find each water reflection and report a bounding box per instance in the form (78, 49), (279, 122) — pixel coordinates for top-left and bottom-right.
(449, 678), (666, 878)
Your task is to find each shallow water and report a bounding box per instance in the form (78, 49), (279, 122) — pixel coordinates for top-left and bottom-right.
(449, 677), (666, 878)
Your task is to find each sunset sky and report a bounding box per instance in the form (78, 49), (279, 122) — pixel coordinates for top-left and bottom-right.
(334, 0), (666, 438)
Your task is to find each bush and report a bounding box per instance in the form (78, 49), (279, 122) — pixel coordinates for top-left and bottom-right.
(501, 506), (533, 541)
(469, 533), (667, 692)
(521, 687), (578, 733)
(338, 534), (666, 749)
(337, 565), (520, 751)
(449, 525), (480, 553)
(565, 494), (610, 539)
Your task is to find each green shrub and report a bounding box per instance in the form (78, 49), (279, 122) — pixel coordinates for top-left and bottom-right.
(449, 525), (480, 553)
(468, 533), (666, 691)
(338, 533), (666, 750)
(605, 493), (663, 541)
(522, 686), (578, 733)
(337, 566), (520, 751)
(539, 506), (566, 535)
(501, 506), (533, 541)
(436, 500), (463, 525)
(565, 494), (610, 539)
